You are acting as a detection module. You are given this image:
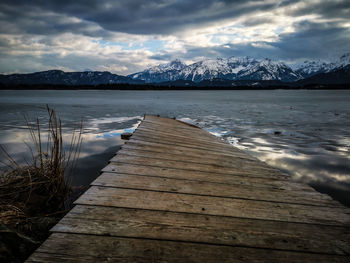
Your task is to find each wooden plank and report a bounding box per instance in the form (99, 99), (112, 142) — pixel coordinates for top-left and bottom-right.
(122, 142), (255, 163)
(131, 131), (238, 152)
(142, 118), (204, 130)
(74, 186), (350, 226)
(109, 154), (283, 178)
(101, 162), (314, 191)
(125, 138), (256, 160)
(52, 205), (350, 255)
(141, 119), (207, 134)
(144, 115), (201, 128)
(92, 173), (339, 207)
(118, 147), (274, 171)
(136, 125), (225, 143)
(140, 119), (210, 133)
(129, 134), (261, 158)
(112, 151), (276, 173)
(27, 233), (350, 263)
(140, 120), (222, 142)
(140, 121), (214, 138)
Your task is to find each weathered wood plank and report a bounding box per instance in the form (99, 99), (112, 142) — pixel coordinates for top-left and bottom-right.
(117, 147), (274, 171)
(125, 138), (255, 160)
(140, 119), (212, 134)
(74, 186), (350, 226)
(123, 140), (255, 161)
(101, 162), (314, 191)
(139, 122), (215, 138)
(142, 118), (204, 130)
(135, 126), (228, 145)
(144, 115), (200, 128)
(141, 119), (207, 135)
(129, 134), (237, 155)
(92, 173), (339, 207)
(110, 154), (283, 178)
(27, 233), (350, 263)
(53, 205), (350, 255)
(131, 132), (238, 152)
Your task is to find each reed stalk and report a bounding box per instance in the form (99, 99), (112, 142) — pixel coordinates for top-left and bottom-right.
(0, 106), (83, 232)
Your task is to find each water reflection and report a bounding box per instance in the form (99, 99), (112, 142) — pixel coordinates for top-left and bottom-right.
(0, 115), (142, 188)
(0, 90), (349, 207)
(194, 115), (350, 206)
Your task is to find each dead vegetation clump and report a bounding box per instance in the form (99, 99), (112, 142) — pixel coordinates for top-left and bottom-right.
(0, 106), (82, 238)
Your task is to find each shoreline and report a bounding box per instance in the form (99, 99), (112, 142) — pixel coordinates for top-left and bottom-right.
(1, 84), (350, 90)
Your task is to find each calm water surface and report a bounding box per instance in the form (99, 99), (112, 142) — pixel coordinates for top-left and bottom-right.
(0, 90), (349, 206)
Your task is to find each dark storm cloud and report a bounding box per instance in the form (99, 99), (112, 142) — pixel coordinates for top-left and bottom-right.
(281, 0), (350, 19)
(0, 0), (349, 73)
(240, 17), (276, 27)
(0, 0), (279, 35)
(270, 21), (350, 59)
(1, 0), (349, 36)
(0, 3), (113, 38)
(155, 20), (350, 62)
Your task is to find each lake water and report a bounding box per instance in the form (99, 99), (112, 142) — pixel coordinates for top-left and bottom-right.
(0, 90), (349, 207)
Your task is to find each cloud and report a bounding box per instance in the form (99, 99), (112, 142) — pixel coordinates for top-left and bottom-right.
(281, 0), (350, 20)
(146, 20), (350, 63)
(0, 1), (280, 36)
(0, 0), (349, 74)
(0, 33), (158, 74)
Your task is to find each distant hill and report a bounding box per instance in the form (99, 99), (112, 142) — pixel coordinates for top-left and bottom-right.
(0, 70), (144, 86)
(298, 64), (350, 85)
(293, 53), (350, 78)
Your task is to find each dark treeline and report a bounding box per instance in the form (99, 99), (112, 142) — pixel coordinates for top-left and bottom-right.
(1, 83), (350, 90)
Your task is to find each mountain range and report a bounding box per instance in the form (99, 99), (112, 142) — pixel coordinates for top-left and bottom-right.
(0, 70), (143, 86)
(0, 53), (349, 87)
(129, 53), (350, 83)
(128, 57), (303, 83)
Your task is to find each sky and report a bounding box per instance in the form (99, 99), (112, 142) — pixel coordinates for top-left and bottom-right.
(0, 0), (349, 75)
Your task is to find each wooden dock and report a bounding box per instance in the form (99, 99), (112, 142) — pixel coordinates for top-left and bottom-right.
(27, 115), (350, 262)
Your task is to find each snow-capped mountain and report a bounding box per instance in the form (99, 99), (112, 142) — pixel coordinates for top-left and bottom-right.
(177, 57), (260, 82)
(129, 57), (302, 83)
(128, 59), (187, 83)
(298, 64), (350, 85)
(0, 70), (143, 85)
(294, 60), (336, 78)
(293, 53), (350, 78)
(338, 53), (350, 67)
(237, 59), (302, 81)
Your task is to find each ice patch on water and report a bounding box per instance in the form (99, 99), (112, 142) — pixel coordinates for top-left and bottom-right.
(88, 116), (142, 139)
(226, 136), (240, 146)
(85, 116), (143, 135)
(89, 116), (143, 126)
(206, 127), (232, 137)
(96, 128), (136, 139)
(177, 117), (197, 126)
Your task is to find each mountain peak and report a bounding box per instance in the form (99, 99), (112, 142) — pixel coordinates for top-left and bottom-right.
(147, 59), (187, 74)
(338, 52), (350, 66)
(167, 58), (187, 69)
(167, 58), (183, 64)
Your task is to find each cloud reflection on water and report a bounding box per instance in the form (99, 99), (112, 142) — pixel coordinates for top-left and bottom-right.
(1, 90), (349, 207)
(194, 114), (350, 206)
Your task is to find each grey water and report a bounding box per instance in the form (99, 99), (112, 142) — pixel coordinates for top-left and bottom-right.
(0, 90), (349, 207)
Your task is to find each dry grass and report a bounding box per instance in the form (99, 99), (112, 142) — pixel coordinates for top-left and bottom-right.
(0, 105), (82, 233)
